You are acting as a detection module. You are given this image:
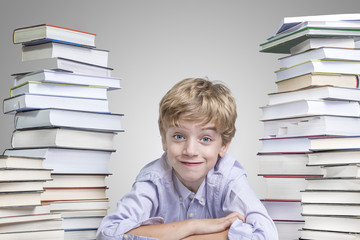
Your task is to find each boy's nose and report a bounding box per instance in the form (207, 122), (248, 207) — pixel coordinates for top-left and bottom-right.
(183, 138), (198, 156)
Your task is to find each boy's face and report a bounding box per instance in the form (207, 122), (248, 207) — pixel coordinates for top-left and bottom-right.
(162, 120), (231, 193)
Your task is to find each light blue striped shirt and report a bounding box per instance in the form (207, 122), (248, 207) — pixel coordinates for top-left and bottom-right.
(96, 153), (278, 240)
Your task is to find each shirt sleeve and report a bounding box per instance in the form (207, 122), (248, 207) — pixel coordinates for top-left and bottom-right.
(223, 174), (279, 240)
(96, 180), (164, 240)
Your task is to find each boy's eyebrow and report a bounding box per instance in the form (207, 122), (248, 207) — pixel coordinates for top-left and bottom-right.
(201, 126), (217, 131)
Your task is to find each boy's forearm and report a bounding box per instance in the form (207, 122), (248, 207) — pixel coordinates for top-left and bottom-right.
(126, 220), (195, 240)
(182, 229), (229, 240)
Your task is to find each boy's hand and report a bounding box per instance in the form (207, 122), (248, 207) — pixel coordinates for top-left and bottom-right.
(190, 211), (245, 235)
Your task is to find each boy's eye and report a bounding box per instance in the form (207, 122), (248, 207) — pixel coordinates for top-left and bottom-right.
(173, 134), (184, 140)
(201, 137), (212, 143)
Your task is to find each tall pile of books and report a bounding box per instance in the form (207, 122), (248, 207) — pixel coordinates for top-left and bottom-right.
(2, 24), (123, 239)
(258, 14), (360, 240)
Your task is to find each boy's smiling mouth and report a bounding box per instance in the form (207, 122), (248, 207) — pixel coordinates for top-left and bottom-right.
(180, 161), (203, 167)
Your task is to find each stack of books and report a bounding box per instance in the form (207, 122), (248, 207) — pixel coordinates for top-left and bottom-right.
(259, 14), (360, 240)
(0, 155), (64, 239)
(2, 24), (123, 239)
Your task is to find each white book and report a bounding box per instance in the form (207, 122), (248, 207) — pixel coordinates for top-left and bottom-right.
(303, 215), (360, 233)
(11, 128), (116, 151)
(10, 81), (107, 100)
(13, 24), (96, 47)
(263, 115), (360, 138)
(22, 42), (109, 67)
(4, 148), (112, 174)
(3, 94), (109, 114)
(300, 229), (360, 240)
(307, 178), (360, 191)
(307, 149), (360, 166)
(14, 70), (121, 90)
(261, 99), (360, 121)
(289, 38), (355, 54)
(258, 153), (323, 175)
(14, 109), (123, 132)
(0, 204), (51, 218)
(17, 57), (113, 77)
(280, 47), (360, 68)
(267, 86), (360, 105)
(260, 136), (360, 153)
(276, 59), (360, 81)
(301, 190), (360, 204)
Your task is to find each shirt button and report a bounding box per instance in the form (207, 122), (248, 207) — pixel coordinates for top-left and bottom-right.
(179, 197), (183, 201)
(123, 234), (128, 239)
(200, 198), (205, 203)
(189, 195), (194, 199)
(189, 213), (194, 218)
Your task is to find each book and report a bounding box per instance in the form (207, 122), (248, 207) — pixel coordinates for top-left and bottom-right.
(300, 229), (360, 240)
(0, 229), (64, 240)
(273, 220), (303, 240)
(323, 164), (360, 178)
(260, 99), (360, 121)
(262, 175), (314, 200)
(260, 136), (360, 153)
(290, 38), (356, 55)
(10, 81), (108, 100)
(302, 203), (360, 217)
(262, 115), (360, 138)
(11, 128), (116, 151)
(269, 21), (360, 43)
(267, 86), (360, 105)
(307, 149), (360, 166)
(3, 148), (113, 174)
(14, 70), (121, 90)
(14, 109), (124, 132)
(0, 218), (63, 234)
(55, 209), (107, 218)
(303, 215), (360, 233)
(306, 177), (360, 191)
(279, 47), (360, 68)
(13, 24), (96, 47)
(3, 94), (109, 114)
(44, 174), (108, 188)
(22, 42), (108, 67)
(0, 191), (43, 207)
(261, 199), (303, 221)
(258, 153), (323, 175)
(274, 13), (360, 36)
(301, 190), (360, 204)
(41, 187), (107, 201)
(276, 60), (360, 82)
(0, 155), (44, 169)
(64, 229), (97, 239)
(0, 212), (62, 224)
(275, 73), (359, 92)
(48, 199), (109, 211)
(16, 57), (113, 77)
(0, 168), (52, 181)
(260, 25), (360, 54)
(0, 181), (45, 192)
(62, 216), (103, 230)
(0, 204), (50, 218)
(308, 135), (360, 151)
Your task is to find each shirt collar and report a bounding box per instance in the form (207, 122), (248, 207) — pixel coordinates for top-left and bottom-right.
(172, 170), (206, 206)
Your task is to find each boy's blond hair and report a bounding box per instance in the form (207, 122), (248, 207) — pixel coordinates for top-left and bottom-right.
(158, 78), (237, 146)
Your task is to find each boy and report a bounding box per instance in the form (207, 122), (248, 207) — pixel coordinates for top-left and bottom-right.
(97, 78), (278, 240)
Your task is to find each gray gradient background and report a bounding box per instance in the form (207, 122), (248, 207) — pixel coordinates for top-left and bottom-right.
(1, 0), (360, 212)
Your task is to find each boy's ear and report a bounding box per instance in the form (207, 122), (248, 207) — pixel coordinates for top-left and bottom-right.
(161, 137), (167, 151)
(219, 139), (232, 157)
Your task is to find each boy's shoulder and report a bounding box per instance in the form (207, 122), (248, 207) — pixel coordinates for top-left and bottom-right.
(135, 153), (172, 184)
(211, 154), (247, 181)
